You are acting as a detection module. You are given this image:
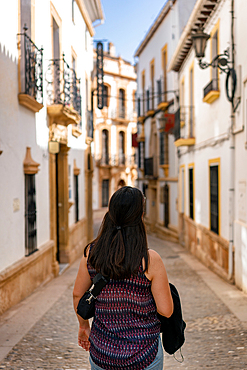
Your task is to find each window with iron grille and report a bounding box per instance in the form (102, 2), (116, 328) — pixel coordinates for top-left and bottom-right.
(119, 131), (125, 165)
(25, 174), (37, 256)
(103, 85), (108, 107)
(189, 66), (194, 138)
(210, 165), (219, 234)
(212, 30), (219, 90)
(102, 179), (109, 207)
(159, 132), (169, 165)
(102, 129), (109, 164)
(74, 175), (79, 222)
(164, 184), (169, 227)
(119, 89), (125, 118)
(138, 141), (144, 169)
(189, 168), (194, 220)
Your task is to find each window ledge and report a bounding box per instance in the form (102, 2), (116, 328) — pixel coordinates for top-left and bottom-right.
(174, 138), (195, 147)
(203, 90), (220, 104)
(18, 93), (43, 113)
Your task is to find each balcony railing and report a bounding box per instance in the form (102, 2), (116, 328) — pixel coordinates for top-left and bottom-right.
(157, 77), (167, 106)
(46, 55), (81, 114)
(20, 27), (43, 104)
(109, 108), (136, 121)
(174, 106), (195, 146)
(144, 156), (158, 178)
(146, 90), (150, 112)
(118, 106), (126, 119)
(95, 154), (137, 167)
(203, 79), (219, 98)
(174, 108), (181, 141)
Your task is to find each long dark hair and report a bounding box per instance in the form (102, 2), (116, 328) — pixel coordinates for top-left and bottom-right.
(84, 186), (149, 279)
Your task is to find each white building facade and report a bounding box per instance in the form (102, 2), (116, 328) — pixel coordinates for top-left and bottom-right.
(233, 0), (247, 293)
(134, 0), (197, 240)
(169, 0), (247, 290)
(0, 0), (103, 314)
(92, 43), (137, 209)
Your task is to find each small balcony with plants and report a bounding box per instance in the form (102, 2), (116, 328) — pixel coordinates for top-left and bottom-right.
(18, 25), (43, 113)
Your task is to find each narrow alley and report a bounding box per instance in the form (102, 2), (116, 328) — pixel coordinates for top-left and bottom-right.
(0, 212), (247, 370)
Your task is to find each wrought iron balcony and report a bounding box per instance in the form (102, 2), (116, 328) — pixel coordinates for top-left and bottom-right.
(118, 106), (126, 119)
(144, 156), (158, 178)
(109, 107), (136, 121)
(157, 77), (168, 109)
(174, 108), (181, 141)
(203, 79), (220, 104)
(95, 154), (110, 166)
(46, 55), (81, 115)
(18, 26), (43, 110)
(203, 79), (218, 97)
(174, 106), (195, 147)
(146, 90), (150, 112)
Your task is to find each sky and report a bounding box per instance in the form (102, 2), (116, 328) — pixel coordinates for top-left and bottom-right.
(94, 0), (168, 65)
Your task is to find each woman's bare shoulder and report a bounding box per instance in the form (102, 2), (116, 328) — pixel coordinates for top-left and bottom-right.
(148, 249), (163, 263)
(145, 249), (164, 280)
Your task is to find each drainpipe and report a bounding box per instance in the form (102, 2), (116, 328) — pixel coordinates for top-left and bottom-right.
(228, 0), (235, 281)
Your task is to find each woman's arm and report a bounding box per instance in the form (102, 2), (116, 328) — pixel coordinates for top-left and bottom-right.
(73, 253), (92, 351)
(145, 249), (174, 318)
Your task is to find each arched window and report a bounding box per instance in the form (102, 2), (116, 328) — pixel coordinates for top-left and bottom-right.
(119, 89), (125, 118)
(119, 131), (125, 165)
(102, 129), (109, 165)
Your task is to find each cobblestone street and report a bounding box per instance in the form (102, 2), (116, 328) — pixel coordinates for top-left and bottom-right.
(0, 214), (247, 369)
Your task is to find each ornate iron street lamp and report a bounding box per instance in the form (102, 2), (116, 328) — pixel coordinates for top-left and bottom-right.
(191, 26), (237, 104)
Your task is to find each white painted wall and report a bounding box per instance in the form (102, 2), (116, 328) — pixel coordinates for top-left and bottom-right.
(0, 0), (97, 271)
(233, 0), (247, 292)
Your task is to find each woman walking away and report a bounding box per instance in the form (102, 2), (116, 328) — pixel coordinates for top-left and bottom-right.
(73, 186), (173, 370)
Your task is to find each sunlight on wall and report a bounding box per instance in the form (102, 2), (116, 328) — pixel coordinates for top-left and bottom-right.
(241, 225), (247, 293)
(196, 198), (201, 224)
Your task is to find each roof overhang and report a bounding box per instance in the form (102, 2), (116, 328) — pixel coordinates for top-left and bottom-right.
(76, 0), (104, 37)
(134, 0), (176, 58)
(168, 0), (220, 72)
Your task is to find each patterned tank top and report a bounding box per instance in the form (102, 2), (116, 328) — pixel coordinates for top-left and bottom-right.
(87, 249), (161, 370)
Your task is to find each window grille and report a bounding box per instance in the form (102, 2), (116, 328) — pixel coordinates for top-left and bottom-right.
(160, 132), (169, 165)
(138, 141), (144, 169)
(189, 168), (194, 220)
(210, 165), (219, 234)
(25, 174), (37, 256)
(102, 179), (109, 207)
(119, 131), (125, 165)
(74, 175), (79, 222)
(102, 129), (109, 165)
(164, 184), (169, 228)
